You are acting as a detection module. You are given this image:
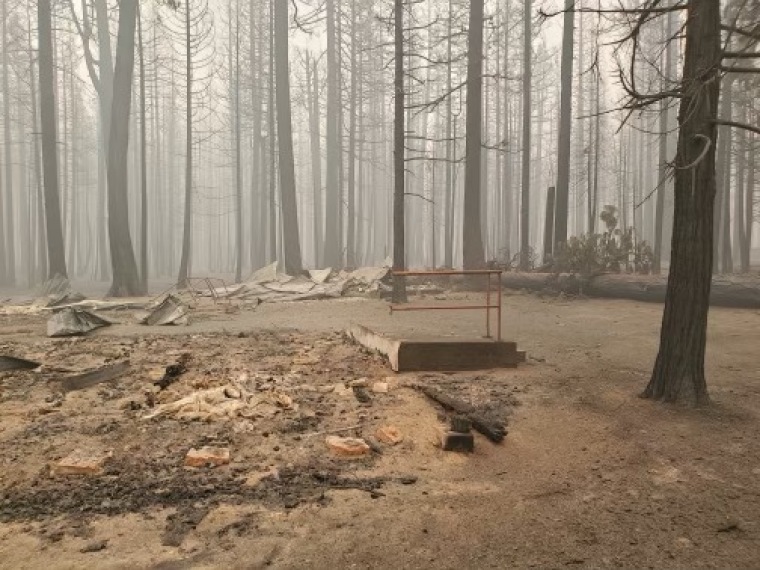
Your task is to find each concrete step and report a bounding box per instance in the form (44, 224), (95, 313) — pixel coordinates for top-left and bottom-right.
(347, 324), (526, 372)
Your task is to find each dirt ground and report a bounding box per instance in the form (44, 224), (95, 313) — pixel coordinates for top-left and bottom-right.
(1, 290), (759, 569)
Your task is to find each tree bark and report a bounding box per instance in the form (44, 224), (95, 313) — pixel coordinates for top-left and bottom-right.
(463, 0), (486, 270)
(653, 7), (675, 274)
(308, 57), (323, 268)
(138, 5), (148, 292)
(553, 0), (574, 253)
(2, 0), (15, 285)
(324, 0), (341, 267)
(232, 2), (243, 282)
(520, 0), (533, 269)
(106, 0), (143, 296)
(26, 2), (47, 282)
(392, 0), (406, 303)
(177, 0), (194, 286)
(502, 0), (513, 259)
(733, 110), (746, 271)
(273, 0), (303, 276)
(38, 0), (68, 280)
(543, 187), (556, 264)
(444, 0), (454, 268)
(249, 0), (264, 271)
(267, 1), (277, 264)
(346, 2), (358, 269)
(744, 117), (755, 272)
(644, 0), (721, 405)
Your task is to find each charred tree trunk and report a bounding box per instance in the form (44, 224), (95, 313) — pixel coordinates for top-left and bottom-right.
(744, 118), (755, 272)
(553, 0), (574, 252)
(346, 3), (358, 268)
(273, 0), (302, 275)
(138, 5), (148, 292)
(644, 0), (721, 405)
(308, 57), (323, 268)
(267, 1), (277, 264)
(444, 0), (454, 268)
(324, 0), (341, 268)
(733, 111), (746, 272)
(38, 0), (68, 280)
(106, 0), (143, 296)
(27, 2), (47, 282)
(249, 0), (264, 270)
(543, 187), (556, 264)
(653, 8), (675, 274)
(519, 0), (532, 269)
(392, 0), (406, 303)
(463, 0), (486, 270)
(177, 0), (194, 286)
(233, 4), (243, 282)
(2, 0), (15, 285)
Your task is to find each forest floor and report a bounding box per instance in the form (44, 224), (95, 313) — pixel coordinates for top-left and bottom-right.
(0, 290), (759, 569)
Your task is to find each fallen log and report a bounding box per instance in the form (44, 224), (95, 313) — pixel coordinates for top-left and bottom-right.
(501, 272), (760, 309)
(60, 362), (130, 392)
(419, 386), (507, 443)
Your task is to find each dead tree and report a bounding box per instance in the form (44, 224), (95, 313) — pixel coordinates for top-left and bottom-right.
(273, 0), (303, 275)
(552, 0), (575, 254)
(392, 0), (407, 303)
(38, 0), (68, 280)
(519, 0), (532, 269)
(462, 0), (486, 270)
(106, 0), (144, 296)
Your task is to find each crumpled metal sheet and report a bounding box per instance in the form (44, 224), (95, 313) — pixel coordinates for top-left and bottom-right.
(47, 308), (114, 337)
(138, 295), (189, 326)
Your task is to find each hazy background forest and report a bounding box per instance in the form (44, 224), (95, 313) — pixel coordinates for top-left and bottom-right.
(0, 0), (757, 293)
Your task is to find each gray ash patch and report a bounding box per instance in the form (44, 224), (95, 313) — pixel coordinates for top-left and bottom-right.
(0, 458), (386, 522)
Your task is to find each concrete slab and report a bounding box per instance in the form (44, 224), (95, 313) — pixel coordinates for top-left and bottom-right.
(347, 324), (526, 372)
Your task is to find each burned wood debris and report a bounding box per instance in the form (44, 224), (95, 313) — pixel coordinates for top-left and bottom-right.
(59, 362), (131, 393)
(418, 384), (509, 444)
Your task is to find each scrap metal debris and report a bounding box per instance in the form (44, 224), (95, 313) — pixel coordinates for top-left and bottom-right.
(47, 308), (114, 337)
(195, 260), (392, 304)
(138, 295), (189, 326)
(0, 355), (40, 372)
(60, 362), (131, 393)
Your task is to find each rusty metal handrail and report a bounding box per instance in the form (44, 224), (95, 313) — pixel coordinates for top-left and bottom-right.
(389, 269), (503, 341)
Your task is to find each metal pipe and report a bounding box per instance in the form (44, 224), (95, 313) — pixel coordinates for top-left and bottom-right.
(393, 269), (502, 276)
(390, 269), (504, 341)
(390, 304), (500, 311)
(486, 272), (491, 338)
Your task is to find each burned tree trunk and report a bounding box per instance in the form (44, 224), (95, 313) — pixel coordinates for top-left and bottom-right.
(138, 5), (148, 292)
(519, 0), (532, 269)
(177, 0), (197, 286)
(392, 0), (406, 303)
(553, 0), (574, 251)
(324, 0), (341, 268)
(273, 0), (302, 275)
(462, 0), (486, 270)
(106, 0), (143, 296)
(644, 0), (721, 405)
(38, 0), (68, 281)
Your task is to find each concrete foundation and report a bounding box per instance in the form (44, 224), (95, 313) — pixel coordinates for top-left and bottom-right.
(347, 324), (526, 372)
